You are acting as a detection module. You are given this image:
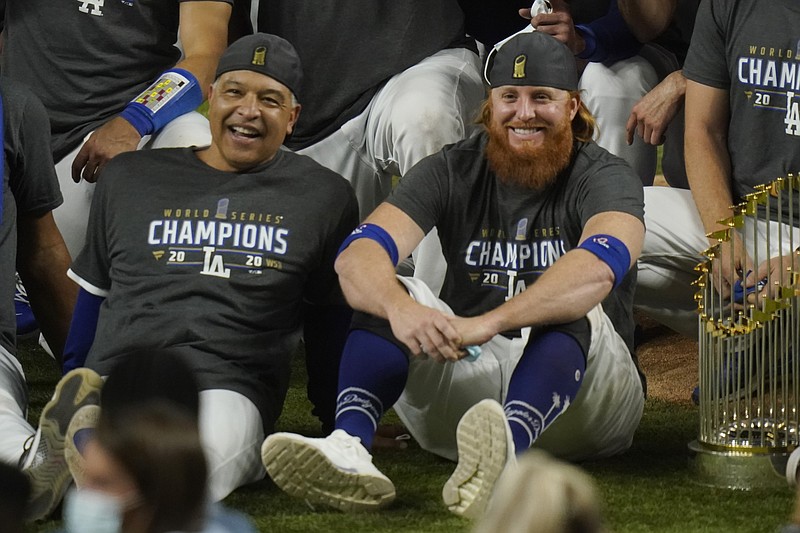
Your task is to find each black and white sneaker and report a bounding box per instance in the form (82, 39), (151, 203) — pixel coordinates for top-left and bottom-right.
(20, 368), (103, 521)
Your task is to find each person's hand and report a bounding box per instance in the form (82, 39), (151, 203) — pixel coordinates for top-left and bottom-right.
(371, 424), (411, 451)
(626, 71), (686, 146)
(71, 117), (142, 183)
(521, 0), (585, 54)
(749, 252), (799, 303)
(447, 315), (496, 349)
(387, 300), (463, 363)
(711, 233), (754, 301)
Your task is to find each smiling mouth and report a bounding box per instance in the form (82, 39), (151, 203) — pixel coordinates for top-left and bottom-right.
(230, 125), (261, 138)
(510, 126), (544, 135)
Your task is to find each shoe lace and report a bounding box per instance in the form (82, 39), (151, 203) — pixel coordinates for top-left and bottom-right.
(330, 430), (372, 461)
(19, 433), (47, 469)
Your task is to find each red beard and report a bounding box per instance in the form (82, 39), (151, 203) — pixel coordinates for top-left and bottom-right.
(484, 112), (574, 189)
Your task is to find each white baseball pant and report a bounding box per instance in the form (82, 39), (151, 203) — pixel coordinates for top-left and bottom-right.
(391, 276), (645, 463)
(581, 55), (660, 184)
(636, 186), (800, 339)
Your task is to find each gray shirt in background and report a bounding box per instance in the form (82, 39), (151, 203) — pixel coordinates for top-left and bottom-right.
(1, 0), (232, 161)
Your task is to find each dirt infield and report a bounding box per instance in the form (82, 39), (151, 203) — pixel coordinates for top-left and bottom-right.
(636, 314), (698, 404)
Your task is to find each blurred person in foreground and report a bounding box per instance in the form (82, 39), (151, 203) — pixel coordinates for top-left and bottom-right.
(473, 449), (605, 533)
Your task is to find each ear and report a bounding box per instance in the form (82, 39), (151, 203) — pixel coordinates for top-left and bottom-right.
(285, 103), (302, 135)
(568, 94), (580, 121)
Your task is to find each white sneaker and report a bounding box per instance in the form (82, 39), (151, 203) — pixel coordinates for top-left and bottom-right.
(21, 368), (103, 521)
(261, 429), (395, 512)
(787, 447), (800, 487)
(442, 399), (516, 519)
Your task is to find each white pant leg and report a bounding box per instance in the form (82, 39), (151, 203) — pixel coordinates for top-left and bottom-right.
(580, 56), (659, 183)
(391, 277), (643, 462)
(53, 112), (211, 257)
(299, 48), (484, 218)
(363, 47), (484, 179)
(635, 187), (707, 338)
(532, 306), (644, 461)
(198, 389), (265, 501)
(390, 277), (516, 461)
(144, 110), (212, 150)
(0, 346), (34, 465)
(743, 217), (800, 262)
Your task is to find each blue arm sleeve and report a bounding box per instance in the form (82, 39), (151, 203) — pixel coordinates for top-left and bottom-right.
(62, 288), (104, 374)
(575, 0), (642, 64)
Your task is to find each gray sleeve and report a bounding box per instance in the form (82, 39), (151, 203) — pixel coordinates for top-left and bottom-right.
(682, 0), (730, 90)
(385, 150), (449, 235)
(304, 185), (359, 305)
(7, 90), (62, 217)
(574, 152), (645, 229)
(70, 173), (112, 293)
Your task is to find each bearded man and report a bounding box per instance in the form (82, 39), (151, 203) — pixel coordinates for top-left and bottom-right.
(261, 31), (646, 519)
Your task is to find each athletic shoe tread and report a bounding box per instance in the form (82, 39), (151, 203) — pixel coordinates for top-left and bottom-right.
(262, 430), (395, 512)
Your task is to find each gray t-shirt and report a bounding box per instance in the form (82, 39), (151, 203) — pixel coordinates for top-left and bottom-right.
(255, 0), (474, 149)
(1, 0), (232, 161)
(70, 148), (358, 429)
(388, 132), (644, 353)
(683, 0), (800, 223)
(0, 78), (62, 355)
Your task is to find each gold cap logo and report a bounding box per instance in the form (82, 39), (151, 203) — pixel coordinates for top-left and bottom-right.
(252, 46), (267, 66)
(513, 54), (527, 79)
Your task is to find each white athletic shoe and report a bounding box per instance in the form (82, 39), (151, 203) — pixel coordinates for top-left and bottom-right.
(20, 368), (103, 521)
(442, 398), (516, 519)
(261, 429), (396, 512)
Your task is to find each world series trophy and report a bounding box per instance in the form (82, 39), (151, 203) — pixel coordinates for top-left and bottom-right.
(691, 175), (800, 489)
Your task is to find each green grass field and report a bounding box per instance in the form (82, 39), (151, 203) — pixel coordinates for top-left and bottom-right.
(20, 339), (794, 533)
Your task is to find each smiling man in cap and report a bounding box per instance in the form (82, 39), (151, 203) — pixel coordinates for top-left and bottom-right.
(54, 33), (359, 504)
(262, 30), (646, 519)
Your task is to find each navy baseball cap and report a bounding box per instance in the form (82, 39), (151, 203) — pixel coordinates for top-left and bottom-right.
(484, 30), (578, 91)
(215, 33), (303, 99)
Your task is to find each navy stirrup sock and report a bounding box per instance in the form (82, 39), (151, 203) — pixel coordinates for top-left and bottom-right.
(504, 331), (586, 453)
(335, 329), (409, 450)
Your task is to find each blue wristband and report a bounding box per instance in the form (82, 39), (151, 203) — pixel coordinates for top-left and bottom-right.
(577, 234), (631, 289)
(337, 223), (399, 265)
(119, 68), (203, 137)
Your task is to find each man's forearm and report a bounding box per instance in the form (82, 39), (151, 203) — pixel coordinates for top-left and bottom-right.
(685, 121), (734, 239)
(17, 242), (76, 362)
(482, 249), (616, 335)
(335, 239), (412, 320)
(685, 81), (735, 240)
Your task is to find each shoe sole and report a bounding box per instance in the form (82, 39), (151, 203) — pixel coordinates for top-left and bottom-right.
(262, 434), (395, 512)
(25, 368), (103, 521)
(442, 399), (511, 519)
(65, 404), (101, 489)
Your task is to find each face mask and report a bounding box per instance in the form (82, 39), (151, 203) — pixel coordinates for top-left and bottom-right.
(63, 488), (128, 533)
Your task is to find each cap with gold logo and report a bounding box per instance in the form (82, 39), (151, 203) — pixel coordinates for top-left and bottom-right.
(484, 31), (577, 91)
(215, 33), (303, 99)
